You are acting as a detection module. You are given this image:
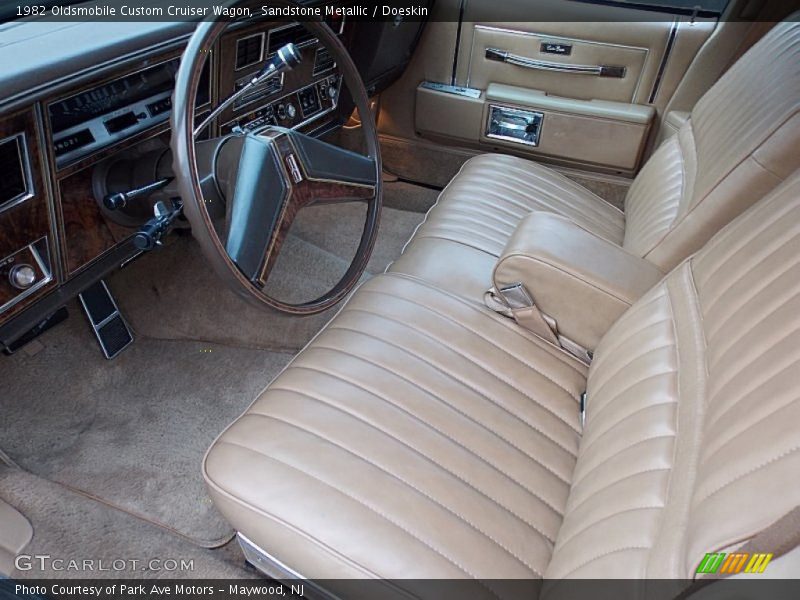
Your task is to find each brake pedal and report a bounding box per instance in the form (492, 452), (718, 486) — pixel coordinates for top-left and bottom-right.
(78, 280), (133, 359)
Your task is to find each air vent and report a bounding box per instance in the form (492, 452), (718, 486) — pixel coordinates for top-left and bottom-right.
(0, 133), (32, 211)
(313, 47), (336, 75)
(236, 33), (264, 71)
(233, 73), (284, 110)
(267, 23), (316, 55)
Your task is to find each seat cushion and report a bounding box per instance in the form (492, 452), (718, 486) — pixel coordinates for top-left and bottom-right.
(389, 153), (625, 300)
(204, 273), (588, 584)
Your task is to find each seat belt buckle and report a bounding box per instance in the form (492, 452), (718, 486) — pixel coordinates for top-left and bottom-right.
(498, 283), (534, 310)
(487, 283), (560, 346)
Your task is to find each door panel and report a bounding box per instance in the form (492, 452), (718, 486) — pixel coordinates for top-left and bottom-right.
(376, 0), (720, 179)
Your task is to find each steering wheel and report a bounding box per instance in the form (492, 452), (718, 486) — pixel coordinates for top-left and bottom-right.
(171, 1), (382, 315)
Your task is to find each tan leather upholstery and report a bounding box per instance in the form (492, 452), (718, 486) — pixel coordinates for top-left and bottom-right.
(405, 153), (625, 258)
(493, 212), (664, 350)
(206, 172), (800, 587)
(547, 171), (800, 579)
(205, 274), (589, 580)
(392, 19), (800, 291)
(624, 20), (800, 269)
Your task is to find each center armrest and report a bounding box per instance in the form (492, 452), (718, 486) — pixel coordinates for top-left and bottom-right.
(493, 211), (664, 350)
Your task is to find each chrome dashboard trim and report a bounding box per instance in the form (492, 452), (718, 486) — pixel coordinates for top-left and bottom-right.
(46, 54), (212, 170)
(0, 238), (53, 316)
(0, 132), (35, 214)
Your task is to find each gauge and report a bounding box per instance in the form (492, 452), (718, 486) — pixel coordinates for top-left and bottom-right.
(49, 59), (178, 134)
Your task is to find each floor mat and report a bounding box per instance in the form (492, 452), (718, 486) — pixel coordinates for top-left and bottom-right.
(0, 312), (292, 546)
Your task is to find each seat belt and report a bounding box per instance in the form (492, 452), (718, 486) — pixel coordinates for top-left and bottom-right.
(484, 284), (560, 345)
(676, 506), (800, 599)
(485, 283), (593, 364)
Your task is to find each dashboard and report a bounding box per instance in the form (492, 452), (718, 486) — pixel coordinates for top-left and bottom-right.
(0, 15), (354, 341)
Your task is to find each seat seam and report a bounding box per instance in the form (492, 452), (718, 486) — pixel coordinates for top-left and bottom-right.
(555, 545), (651, 579)
(707, 277), (800, 368)
(384, 272), (590, 375)
(588, 342), (677, 406)
(328, 318), (580, 446)
(406, 232), (505, 257)
(581, 408), (676, 468)
(451, 166), (620, 218)
(203, 458), (393, 580)
(704, 360), (800, 460)
(587, 363), (677, 422)
(255, 412), (546, 575)
(215, 440), (496, 588)
(309, 336), (579, 480)
(347, 299), (581, 404)
(696, 444), (800, 505)
(589, 311), (672, 374)
(568, 467), (672, 516)
(555, 505), (665, 554)
(299, 341), (578, 457)
(285, 359), (576, 477)
(570, 434), (676, 491)
(263, 381), (562, 538)
(356, 288), (584, 397)
(578, 397), (678, 462)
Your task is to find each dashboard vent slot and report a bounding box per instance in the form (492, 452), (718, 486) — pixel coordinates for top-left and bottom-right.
(236, 33), (264, 70)
(234, 73), (284, 110)
(313, 47), (336, 75)
(267, 23), (316, 55)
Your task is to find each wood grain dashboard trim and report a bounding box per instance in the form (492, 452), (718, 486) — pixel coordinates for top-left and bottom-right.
(0, 106), (58, 324)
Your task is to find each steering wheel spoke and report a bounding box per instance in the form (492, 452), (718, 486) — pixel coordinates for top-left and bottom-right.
(225, 128), (378, 286)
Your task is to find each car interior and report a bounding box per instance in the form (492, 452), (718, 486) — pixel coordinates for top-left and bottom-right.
(1, 0), (799, 596)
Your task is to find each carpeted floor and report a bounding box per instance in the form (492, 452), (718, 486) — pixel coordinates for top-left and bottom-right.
(0, 193), (426, 567)
(0, 310), (293, 546)
(0, 467), (254, 578)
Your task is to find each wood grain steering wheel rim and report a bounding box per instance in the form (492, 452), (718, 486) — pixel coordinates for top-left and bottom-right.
(171, 4), (382, 315)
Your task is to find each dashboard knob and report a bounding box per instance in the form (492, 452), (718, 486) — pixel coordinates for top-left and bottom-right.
(9, 264), (37, 290)
(276, 103), (287, 120)
(327, 85), (337, 100)
(285, 103), (297, 119)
